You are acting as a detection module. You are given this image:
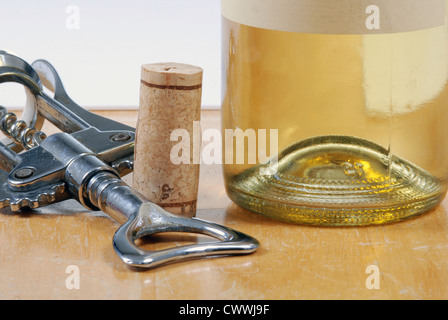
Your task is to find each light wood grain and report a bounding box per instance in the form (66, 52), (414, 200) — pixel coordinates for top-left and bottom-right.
(0, 110), (447, 300)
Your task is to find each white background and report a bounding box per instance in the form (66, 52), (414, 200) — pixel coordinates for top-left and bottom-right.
(0, 0), (222, 109)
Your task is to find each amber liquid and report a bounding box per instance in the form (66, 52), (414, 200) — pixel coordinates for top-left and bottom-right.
(222, 18), (448, 226)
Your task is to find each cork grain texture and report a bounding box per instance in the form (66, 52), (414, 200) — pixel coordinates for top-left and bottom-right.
(134, 63), (203, 217)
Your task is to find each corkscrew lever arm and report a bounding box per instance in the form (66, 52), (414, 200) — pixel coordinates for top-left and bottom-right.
(0, 50), (133, 138)
(31, 59), (134, 134)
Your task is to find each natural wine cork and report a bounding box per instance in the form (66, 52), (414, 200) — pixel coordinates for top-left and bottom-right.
(133, 63), (203, 217)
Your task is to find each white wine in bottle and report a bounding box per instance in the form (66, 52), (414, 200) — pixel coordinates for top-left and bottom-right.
(221, 0), (448, 226)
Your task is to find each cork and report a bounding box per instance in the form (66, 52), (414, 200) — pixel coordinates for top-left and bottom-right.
(133, 63), (203, 217)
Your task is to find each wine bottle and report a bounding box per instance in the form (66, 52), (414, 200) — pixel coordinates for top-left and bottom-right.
(221, 0), (448, 225)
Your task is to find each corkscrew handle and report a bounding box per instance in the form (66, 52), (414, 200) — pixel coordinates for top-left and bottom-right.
(114, 208), (260, 268)
(85, 173), (260, 268)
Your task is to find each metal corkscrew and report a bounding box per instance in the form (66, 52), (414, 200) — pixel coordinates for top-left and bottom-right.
(0, 50), (259, 268)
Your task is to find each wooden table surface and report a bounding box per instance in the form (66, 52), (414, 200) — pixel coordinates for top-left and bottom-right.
(0, 110), (447, 300)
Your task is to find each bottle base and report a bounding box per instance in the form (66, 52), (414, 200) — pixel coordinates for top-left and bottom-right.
(226, 136), (446, 226)
(227, 188), (443, 226)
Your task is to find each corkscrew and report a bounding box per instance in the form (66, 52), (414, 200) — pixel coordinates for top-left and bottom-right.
(0, 51), (259, 268)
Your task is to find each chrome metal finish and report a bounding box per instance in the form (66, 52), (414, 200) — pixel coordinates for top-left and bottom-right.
(85, 172), (259, 268)
(115, 205), (259, 268)
(0, 51), (259, 268)
(0, 106), (47, 149)
(0, 51), (44, 151)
